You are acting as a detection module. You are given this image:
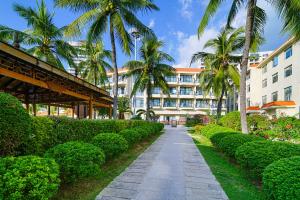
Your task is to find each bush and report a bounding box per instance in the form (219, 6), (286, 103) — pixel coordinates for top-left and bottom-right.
(0, 93), (32, 156)
(210, 131), (240, 147)
(118, 129), (142, 146)
(263, 156), (300, 200)
(186, 117), (202, 127)
(219, 111), (241, 131)
(235, 140), (300, 178)
(218, 134), (264, 158)
(247, 114), (270, 134)
(0, 156), (60, 200)
(270, 117), (300, 140)
(200, 124), (233, 138)
(92, 133), (128, 159)
(45, 141), (105, 182)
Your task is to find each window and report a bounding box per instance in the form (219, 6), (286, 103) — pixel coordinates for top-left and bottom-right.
(262, 95), (267, 105)
(150, 99), (161, 107)
(247, 84), (250, 92)
(284, 65), (292, 77)
(163, 99), (176, 107)
(285, 47), (293, 59)
(272, 73), (278, 83)
(272, 91), (278, 102)
(211, 100), (218, 108)
(247, 98), (250, 107)
(166, 75), (177, 82)
(180, 99), (193, 107)
(195, 87), (203, 95)
(195, 99), (209, 108)
(118, 87), (125, 95)
(273, 56), (278, 67)
(180, 87), (193, 95)
(262, 79), (267, 88)
(134, 98), (144, 107)
(136, 90), (144, 96)
(262, 66), (267, 73)
(152, 87), (161, 94)
(180, 75), (193, 83)
(284, 86), (292, 101)
(169, 87), (177, 95)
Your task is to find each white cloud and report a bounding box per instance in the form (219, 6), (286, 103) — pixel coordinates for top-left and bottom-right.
(148, 19), (155, 28)
(179, 0), (193, 20)
(173, 28), (218, 68)
(174, 31), (186, 40)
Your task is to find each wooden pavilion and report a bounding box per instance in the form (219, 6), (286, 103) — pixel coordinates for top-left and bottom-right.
(0, 41), (113, 119)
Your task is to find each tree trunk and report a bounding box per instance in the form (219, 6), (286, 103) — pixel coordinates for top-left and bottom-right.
(240, 0), (256, 133)
(13, 32), (20, 49)
(217, 84), (226, 119)
(94, 71), (97, 86)
(110, 16), (118, 119)
(146, 84), (151, 121)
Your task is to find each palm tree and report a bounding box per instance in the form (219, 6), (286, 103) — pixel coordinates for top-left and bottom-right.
(0, 0), (77, 69)
(191, 27), (242, 119)
(198, 0), (300, 133)
(136, 109), (156, 120)
(124, 37), (175, 121)
(79, 42), (112, 86)
(54, 0), (159, 119)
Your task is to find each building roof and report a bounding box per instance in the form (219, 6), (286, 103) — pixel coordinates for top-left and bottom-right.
(108, 67), (204, 75)
(247, 106), (260, 111)
(257, 37), (297, 68)
(261, 101), (296, 109)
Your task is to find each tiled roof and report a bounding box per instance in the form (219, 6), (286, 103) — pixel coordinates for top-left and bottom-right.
(247, 106), (260, 111)
(249, 63), (259, 68)
(175, 68), (204, 73)
(261, 101), (296, 109)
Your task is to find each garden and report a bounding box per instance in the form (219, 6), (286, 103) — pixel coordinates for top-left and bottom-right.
(0, 93), (164, 200)
(190, 111), (300, 200)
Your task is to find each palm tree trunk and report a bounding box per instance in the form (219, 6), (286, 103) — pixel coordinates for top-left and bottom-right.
(94, 71), (97, 86)
(110, 16), (118, 119)
(13, 32), (20, 49)
(240, 0), (256, 133)
(217, 84), (226, 119)
(146, 84), (151, 121)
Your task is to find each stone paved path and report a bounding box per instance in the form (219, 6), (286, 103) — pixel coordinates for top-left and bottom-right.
(96, 126), (228, 200)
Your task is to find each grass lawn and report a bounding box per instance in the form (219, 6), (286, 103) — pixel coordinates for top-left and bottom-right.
(52, 132), (162, 200)
(190, 130), (265, 200)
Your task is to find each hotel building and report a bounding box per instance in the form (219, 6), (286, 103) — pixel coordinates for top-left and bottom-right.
(107, 68), (227, 124)
(246, 38), (300, 118)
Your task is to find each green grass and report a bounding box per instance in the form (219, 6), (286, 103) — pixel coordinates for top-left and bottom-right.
(190, 131), (265, 200)
(52, 133), (162, 200)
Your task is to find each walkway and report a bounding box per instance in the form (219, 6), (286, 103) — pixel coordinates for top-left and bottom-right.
(96, 126), (228, 200)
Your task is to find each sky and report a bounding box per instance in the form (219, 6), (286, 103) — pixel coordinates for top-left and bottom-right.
(0, 0), (289, 69)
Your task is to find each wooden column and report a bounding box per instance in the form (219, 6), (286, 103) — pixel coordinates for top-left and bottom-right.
(89, 99), (93, 119)
(109, 106), (112, 119)
(33, 103), (37, 116)
(72, 104), (75, 118)
(57, 106), (60, 116)
(48, 105), (51, 116)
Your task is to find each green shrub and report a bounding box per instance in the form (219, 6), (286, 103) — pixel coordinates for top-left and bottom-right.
(0, 92), (32, 156)
(200, 124), (233, 138)
(247, 114), (270, 133)
(0, 156), (60, 200)
(210, 131), (240, 147)
(92, 133), (128, 159)
(270, 117), (300, 140)
(45, 141), (105, 182)
(118, 129), (141, 146)
(218, 134), (264, 158)
(219, 111), (241, 131)
(263, 156), (300, 200)
(235, 140), (300, 178)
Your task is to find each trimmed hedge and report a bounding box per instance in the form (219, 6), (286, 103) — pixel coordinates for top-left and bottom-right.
(0, 93), (32, 156)
(0, 156), (60, 200)
(235, 140), (300, 178)
(45, 141), (105, 183)
(92, 133), (128, 159)
(199, 124), (233, 138)
(263, 156), (300, 200)
(218, 134), (264, 158)
(210, 131), (240, 147)
(118, 129), (142, 146)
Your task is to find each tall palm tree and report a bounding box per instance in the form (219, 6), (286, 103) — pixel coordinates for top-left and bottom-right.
(54, 0), (159, 119)
(79, 42), (112, 86)
(124, 37), (175, 121)
(0, 0), (77, 69)
(191, 27), (242, 119)
(198, 0), (300, 133)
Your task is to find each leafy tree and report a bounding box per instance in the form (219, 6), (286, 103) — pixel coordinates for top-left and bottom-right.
(118, 96), (132, 119)
(191, 27), (241, 119)
(0, 0), (77, 69)
(198, 0), (300, 133)
(124, 36), (175, 121)
(54, 0), (159, 119)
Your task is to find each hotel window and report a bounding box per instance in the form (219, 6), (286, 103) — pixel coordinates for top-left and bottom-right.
(135, 98), (144, 108)
(180, 75), (193, 83)
(118, 87), (125, 95)
(262, 66), (267, 73)
(285, 47), (293, 59)
(247, 98), (250, 107)
(169, 87), (177, 95)
(272, 91), (278, 102)
(262, 95), (267, 105)
(152, 87), (161, 94)
(196, 87), (203, 95)
(195, 99), (209, 108)
(180, 87), (193, 95)
(166, 75), (177, 82)
(273, 56), (279, 67)
(284, 86), (292, 101)
(136, 90), (144, 96)
(180, 99), (193, 107)
(272, 73), (278, 83)
(247, 84), (250, 92)
(262, 79), (267, 88)
(150, 99), (161, 107)
(284, 65), (292, 77)
(163, 99), (176, 107)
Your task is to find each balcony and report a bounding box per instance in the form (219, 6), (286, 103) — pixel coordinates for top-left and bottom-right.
(165, 76), (178, 84)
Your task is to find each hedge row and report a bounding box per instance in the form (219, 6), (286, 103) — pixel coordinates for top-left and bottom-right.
(197, 123), (300, 199)
(197, 124), (233, 139)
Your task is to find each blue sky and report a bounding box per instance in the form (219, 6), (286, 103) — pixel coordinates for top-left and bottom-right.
(0, 0), (289, 68)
